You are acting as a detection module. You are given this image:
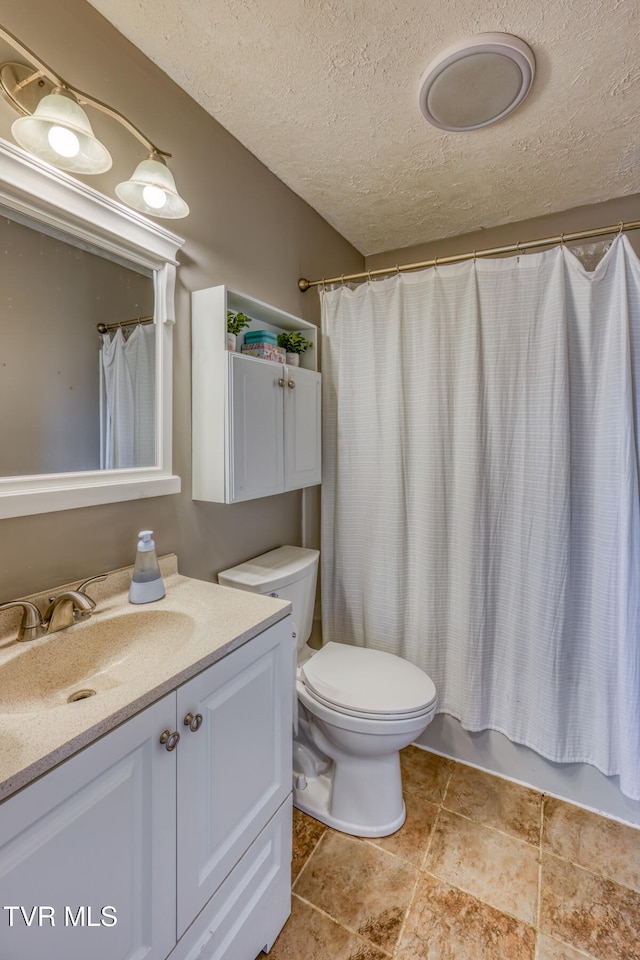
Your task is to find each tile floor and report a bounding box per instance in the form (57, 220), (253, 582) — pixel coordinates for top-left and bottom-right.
(262, 747), (640, 960)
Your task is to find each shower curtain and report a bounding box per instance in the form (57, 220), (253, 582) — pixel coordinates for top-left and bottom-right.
(320, 235), (640, 800)
(99, 323), (156, 469)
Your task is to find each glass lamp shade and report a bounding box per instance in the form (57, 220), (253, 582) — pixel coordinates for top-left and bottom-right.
(11, 92), (112, 174)
(115, 157), (189, 219)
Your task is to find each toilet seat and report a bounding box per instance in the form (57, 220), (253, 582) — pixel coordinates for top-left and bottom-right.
(300, 684), (436, 721)
(299, 642), (437, 721)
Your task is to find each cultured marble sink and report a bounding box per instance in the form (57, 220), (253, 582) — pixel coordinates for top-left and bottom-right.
(0, 609), (195, 714)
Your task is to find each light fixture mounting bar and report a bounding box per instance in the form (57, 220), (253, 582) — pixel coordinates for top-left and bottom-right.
(0, 24), (170, 158)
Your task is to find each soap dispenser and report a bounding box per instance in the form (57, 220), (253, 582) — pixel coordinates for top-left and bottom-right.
(129, 530), (165, 603)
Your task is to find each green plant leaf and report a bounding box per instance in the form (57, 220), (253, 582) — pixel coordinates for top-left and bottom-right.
(276, 330), (313, 353)
(227, 310), (252, 334)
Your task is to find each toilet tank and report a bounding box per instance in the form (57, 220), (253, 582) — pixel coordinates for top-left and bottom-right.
(218, 546), (319, 649)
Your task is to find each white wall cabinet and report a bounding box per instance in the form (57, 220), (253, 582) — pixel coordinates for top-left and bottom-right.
(0, 618), (294, 960)
(229, 354), (321, 502)
(192, 285), (321, 503)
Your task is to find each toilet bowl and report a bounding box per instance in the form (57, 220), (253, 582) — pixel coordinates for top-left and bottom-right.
(218, 546), (437, 837)
(295, 641), (436, 835)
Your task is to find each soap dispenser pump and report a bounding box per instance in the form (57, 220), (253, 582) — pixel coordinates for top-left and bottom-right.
(129, 530), (165, 603)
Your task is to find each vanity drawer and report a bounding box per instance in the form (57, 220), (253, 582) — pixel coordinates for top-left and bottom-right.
(169, 795), (292, 960)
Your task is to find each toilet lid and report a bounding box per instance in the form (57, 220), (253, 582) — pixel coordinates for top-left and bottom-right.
(300, 642), (437, 718)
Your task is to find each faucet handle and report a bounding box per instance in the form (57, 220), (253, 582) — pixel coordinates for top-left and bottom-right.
(76, 574), (107, 608)
(0, 600), (44, 642)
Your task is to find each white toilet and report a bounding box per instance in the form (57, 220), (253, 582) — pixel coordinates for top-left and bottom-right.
(218, 546), (437, 838)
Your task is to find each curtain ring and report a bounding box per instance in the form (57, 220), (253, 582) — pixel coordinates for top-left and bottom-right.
(367, 270), (372, 284)
(434, 256), (439, 268)
(340, 274), (345, 287)
(560, 233), (566, 246)
(618, 221), (624, 236)
(395, 264), (400, 276)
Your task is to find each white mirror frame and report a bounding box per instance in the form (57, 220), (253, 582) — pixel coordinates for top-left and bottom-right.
(0, 138), (184, 519)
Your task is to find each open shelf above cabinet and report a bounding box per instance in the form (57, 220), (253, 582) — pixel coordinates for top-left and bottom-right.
(216, 285), (317, 369)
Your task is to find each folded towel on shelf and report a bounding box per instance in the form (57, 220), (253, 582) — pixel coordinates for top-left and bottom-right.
(244, 330), (278, 343)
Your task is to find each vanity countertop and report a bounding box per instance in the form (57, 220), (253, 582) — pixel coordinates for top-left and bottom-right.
(0, 556), (290, 802)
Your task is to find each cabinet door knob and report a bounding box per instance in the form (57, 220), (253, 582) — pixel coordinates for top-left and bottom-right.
(287, 379), (296, 389)
(184, 712), (203, 732)
(278, 378), (286, 388)
(159, 729), (180, 751)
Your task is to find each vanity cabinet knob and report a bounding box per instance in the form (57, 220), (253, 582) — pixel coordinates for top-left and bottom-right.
(159, 729), (181, 751)
(278, 378), (286, 388)
(184, 712), (203, 732)
(287, 379), (296, 389)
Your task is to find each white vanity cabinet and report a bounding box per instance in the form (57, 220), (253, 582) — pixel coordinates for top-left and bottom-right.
(0, 617), (294, 960)
(0, 692), (177, 960)
(174, 617), (293, 947)
(192, 285), (321, 503)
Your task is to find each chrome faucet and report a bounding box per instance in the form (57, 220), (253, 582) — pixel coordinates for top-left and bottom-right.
(0, 574), (107, 642)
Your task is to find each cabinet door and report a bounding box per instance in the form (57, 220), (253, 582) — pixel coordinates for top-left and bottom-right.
(284, 365), (322, 490)
(228, 354), (284, 501)
(175, 618), (294, 936)
(0, 694), (177, 960)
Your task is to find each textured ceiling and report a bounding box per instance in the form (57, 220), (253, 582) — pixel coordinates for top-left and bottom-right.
(86, 0), (640, 256)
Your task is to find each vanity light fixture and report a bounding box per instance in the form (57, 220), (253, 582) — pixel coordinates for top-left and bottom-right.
(11, 88), (112, 174)
(418, 33), (535, 132)
(116, 154), (189, 219)
(0, 25), (189, 218)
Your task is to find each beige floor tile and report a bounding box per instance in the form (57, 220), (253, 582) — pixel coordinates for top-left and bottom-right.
(542, 796), (640, 892)
(292, 808), (326, 882)
(425, 808), (539, 924)
(396, 873), (536, 960)
(366, 792), (439, 866)
(400, 746), (453, 804)
(263, 894), (389, 960)
(294, 829), (417, 953)
(540, 853), (640, 960)
(443, 764), (542, 845)
(537, 933), (595, 960)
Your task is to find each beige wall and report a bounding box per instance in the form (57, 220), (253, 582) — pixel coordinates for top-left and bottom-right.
(365, 193), (640, 272)
(0, 0), (363, 599)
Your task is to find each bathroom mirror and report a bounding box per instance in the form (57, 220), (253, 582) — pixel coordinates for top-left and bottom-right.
(0, 138), (184, 519)
(0, 214), (156, 477)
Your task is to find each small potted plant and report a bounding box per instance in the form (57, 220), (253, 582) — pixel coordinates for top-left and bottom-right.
(226, 310), (251, 350)
(277, 331), (313, 366)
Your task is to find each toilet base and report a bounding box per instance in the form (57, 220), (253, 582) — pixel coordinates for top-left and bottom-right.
(293, 769), (407, 838)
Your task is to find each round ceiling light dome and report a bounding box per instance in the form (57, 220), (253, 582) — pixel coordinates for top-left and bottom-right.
(418, 33), (535, 132)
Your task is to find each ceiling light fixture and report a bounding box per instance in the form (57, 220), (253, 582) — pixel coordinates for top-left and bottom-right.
(418, 33), (535, 132)
(0, 25), (189, 218)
